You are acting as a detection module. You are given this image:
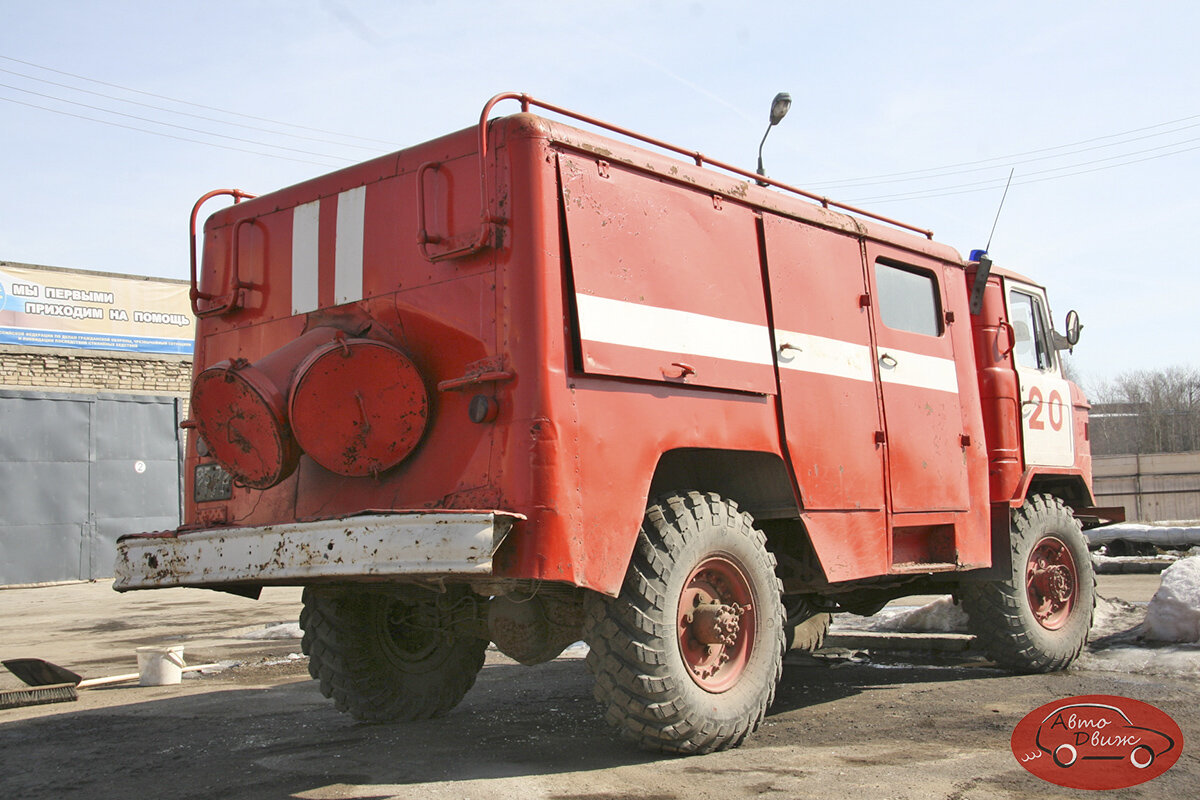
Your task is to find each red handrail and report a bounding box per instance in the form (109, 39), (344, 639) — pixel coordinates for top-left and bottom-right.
(189, 189), (256, 316)
(473, 93), (934, 242)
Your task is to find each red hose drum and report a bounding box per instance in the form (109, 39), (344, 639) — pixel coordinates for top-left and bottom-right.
(191, 360), (300, 489)
(289, 339), (429, 477)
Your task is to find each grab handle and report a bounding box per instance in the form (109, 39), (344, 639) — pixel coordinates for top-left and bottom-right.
(190, 189), (255, 317)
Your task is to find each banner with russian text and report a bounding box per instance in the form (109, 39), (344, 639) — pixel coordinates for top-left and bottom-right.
(0, 263), (194, 355)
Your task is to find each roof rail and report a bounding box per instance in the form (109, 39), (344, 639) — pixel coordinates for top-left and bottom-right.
(418, 92), (935, 262)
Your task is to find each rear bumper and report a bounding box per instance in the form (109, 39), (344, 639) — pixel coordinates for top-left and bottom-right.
(114, 511), (522, 591)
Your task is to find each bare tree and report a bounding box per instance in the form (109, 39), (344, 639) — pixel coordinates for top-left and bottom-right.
(1060, 353), (1080, 384)
(1090, 366), (1200, 454)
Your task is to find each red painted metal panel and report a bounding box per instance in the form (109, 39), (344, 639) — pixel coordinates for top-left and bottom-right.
(1069, 380), (1094, 501)
(761, 214), (888, 581)
(940, 266), (992, 569)
(865, 245), (970, 513)
(558, 153), (774, 394)
(762, 215), (886, 512)
(316, 197), (338, 308)
(185, 129), (500, 533)
(800, 511), (889, 582)
(971, 275), (1024, 504)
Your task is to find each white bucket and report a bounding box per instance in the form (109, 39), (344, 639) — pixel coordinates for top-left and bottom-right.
(136, 645), (186, 686)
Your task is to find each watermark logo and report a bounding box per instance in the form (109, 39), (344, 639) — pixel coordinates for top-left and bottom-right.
(1012, 694), (1183, 790)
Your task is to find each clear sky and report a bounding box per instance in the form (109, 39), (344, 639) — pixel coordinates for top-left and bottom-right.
(1, 1), (1196, 390)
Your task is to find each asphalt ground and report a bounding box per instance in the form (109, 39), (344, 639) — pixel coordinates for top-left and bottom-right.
(0, 572), (1193, 800)
(0, 573), (1164, 692)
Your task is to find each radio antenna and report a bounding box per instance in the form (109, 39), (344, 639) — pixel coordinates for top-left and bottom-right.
(984, 168), (1015, 254)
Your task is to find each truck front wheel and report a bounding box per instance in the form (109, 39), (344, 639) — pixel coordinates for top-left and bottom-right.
(300, 586), (487, 722)
(960, 494), (1095, 672)
(583, 492), (785, 754)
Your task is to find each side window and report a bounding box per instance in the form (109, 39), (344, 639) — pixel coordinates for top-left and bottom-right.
(1008, 290), (1055, 371)
(875, 261), (942, 337)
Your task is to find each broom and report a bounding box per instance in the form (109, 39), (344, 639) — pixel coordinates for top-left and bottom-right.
(0, 683), (79, 709)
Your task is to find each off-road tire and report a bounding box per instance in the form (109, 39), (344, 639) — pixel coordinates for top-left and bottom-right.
(583, 491), (785, 754)
(785, 610), (832, 652)
(300, 586), (488, 722)
(960, 494), (1095, 672)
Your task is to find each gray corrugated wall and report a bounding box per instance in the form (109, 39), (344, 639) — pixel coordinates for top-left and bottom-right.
(1093, 451), (1200, 522)
(0, 390), (181, 585)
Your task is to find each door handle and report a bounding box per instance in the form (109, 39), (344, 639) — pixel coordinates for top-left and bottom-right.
(879, 353), (898, 368)
(662, 362), (695, 380)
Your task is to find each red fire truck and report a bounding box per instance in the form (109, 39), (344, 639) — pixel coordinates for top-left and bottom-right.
(115, 93), (1117, 754)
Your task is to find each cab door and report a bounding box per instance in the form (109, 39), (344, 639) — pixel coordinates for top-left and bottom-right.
(864, 247), (969, 513)
(1005, 279), (1074, 466)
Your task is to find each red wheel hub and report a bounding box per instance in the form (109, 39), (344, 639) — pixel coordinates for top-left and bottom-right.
(1026, 536), (1078, 631)
(677, 555), (756, 693)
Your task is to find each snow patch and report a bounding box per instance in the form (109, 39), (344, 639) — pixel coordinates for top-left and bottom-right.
(1086, 523), (1200, 548)
(1142, 557), (1200, 643)
(1091, 553), (1176, 567)
(1089, 595), (1144, 640)
(262, 653), (307, 666)
(235, 622), (303, 640)
(560, 641), (589, 657)
(868, 596), (969, 633)
(1076, 645), (1200, 676)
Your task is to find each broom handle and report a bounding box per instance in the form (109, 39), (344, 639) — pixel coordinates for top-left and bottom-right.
(77, 663), (225, 688)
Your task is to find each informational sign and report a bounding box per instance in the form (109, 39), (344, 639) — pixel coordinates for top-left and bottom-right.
(0, 263), (194, 355)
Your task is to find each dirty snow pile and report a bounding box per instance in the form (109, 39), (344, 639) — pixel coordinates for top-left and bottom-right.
(1142, 556), (1200, 643)
(868, 596), (968, 633)
(1086, 522), (1200, 548)
(235, 621), (303, 640)
(858, 556), (1200, 677)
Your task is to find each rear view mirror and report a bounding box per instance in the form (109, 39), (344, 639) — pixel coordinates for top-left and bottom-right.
(1053, 309), (1082, 352)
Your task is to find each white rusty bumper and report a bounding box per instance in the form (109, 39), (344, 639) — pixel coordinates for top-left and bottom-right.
(113, 511), (522, 591)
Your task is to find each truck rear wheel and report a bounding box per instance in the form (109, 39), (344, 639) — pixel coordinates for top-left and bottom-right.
(583, 492), (784, 754)
(784, 599), (832, 652)
(960, 494), (1095, 672)
(300, 586), (487, 722)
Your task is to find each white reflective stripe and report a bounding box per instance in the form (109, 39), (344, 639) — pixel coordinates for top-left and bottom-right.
(575, 293), (774, 366)
(774, 330), (874, 383)
(878, 347), (959, 394)
(335, 186), (366, 305)
(576, 294), (959, 393)
(291, 200), (320, 314)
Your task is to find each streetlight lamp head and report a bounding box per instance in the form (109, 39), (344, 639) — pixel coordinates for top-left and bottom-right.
(769, 92), (792, 126)
(757, 90), (792, 185)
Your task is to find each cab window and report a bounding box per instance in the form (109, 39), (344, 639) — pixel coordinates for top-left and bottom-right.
(875, 261), (942, 337)
(1008, 290), (1054, 370)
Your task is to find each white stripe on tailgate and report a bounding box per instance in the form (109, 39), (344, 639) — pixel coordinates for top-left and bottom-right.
(335, 186), (366, 305)
(575, 294), (774, 366)
(773, 330), (874, 383)
(291, 200), (320, 315)
(878, 347), (959, 394)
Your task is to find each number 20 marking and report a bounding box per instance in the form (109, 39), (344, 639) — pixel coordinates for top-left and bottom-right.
(1027, 386), (1064, 431)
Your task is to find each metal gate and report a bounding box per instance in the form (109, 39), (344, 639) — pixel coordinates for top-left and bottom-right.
(0, 390), (182, 586)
